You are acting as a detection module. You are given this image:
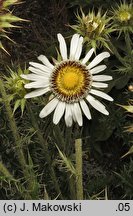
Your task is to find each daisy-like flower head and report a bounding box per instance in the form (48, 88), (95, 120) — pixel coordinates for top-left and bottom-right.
(21, 33), (113, 127)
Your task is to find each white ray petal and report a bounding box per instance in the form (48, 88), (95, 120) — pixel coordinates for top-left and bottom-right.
(90, 65), (107, 74)
(93, 75), (112, 82)
(65, 104), (73, 127)
(24, 80), (49, 89)
(90, 89), (113, 101)
(29, 66), (51, 76)
(57, 33), (67, 60)
(37, 55), (54, 69)
(86, 95), (109, 115)
(74, 36), (83, 60)
(69, 34), (80, 60)
(87, 52), (110, 69)
(53, 101), (66, 124)
(73, 103), (83, 126)
(39, 98), (59, 118)
(29, 62), (52, 73)
(82, 48), (95, 64)
(24, 87), (50, 99)
(21, 74), (49, 81)
(80, 99), (91, 120)
(92, 82), (108, 88)
(70, 104), (76, 122)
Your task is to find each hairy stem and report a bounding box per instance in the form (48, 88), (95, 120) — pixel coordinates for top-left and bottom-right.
(27, 104), (63, 199)
(68, 175), (76, 199)
(0, 79), (35, 199)
(75, 138), (83, 200)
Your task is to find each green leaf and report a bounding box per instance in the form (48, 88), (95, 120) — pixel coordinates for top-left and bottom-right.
(20, 98), (26, 115)
(13, 99), (21, 114)
(18, 67), (23, 76)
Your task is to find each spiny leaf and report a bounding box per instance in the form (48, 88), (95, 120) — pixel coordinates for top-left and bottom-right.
(121, 146), (133, 158)
(20, 98), (26, 116)
(119, 104), (133, 113)
(0, 14), (23, 22)
(55, 144), (76, 176)
(0, 41), (9, 54)
(0, 22), (19, 28)
(3, 0), (19, 8)
(13, 99), (21, 114)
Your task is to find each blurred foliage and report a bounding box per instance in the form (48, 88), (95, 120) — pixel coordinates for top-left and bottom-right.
(0, 0), (133, 200)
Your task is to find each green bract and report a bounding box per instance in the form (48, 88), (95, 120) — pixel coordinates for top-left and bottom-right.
(112, 1), (133, 35)
(70, 8), (114, 49)
(4, 67), (29, 115)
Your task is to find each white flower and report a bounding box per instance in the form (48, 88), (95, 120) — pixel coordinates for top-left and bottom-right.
(21, 33), (113, 127)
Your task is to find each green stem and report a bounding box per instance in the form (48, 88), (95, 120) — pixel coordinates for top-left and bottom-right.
(75, 138), (83, 200)
(27, 104), (63, 199)
(0, 79), (32, 199)
(108, 41), (125, 65)
(68, 175), (76, 199)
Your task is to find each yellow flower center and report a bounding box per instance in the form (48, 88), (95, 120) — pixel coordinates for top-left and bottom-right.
(50, 61), (92, 103)
(63, 71), (79, 89)
(56, 64), (85, 95)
